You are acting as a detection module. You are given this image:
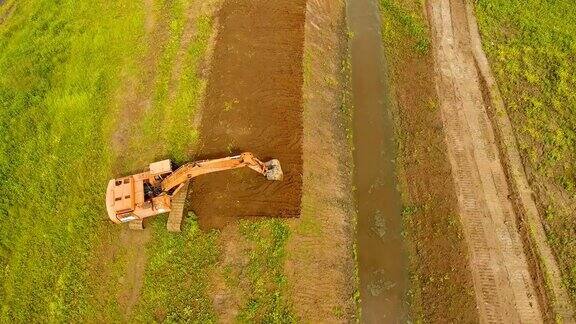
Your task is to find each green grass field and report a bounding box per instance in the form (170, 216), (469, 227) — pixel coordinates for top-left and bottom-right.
(0, 0), (293, 321)
(0, 0), (146, 320)
(476, 0), (576, 303)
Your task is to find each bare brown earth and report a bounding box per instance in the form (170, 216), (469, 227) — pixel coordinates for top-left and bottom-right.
(285, 0), (356, 321)
(425, 0), (571, 322)
(189, 0), (305, 229)
(381, 0), (479, 321)
(198, 1), (357, 322)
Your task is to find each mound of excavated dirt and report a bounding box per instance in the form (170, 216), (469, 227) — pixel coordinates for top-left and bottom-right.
(189, 0), (305, 229)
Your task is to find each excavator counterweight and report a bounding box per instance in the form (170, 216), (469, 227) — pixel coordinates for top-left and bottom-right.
(105, 152), (282, 231)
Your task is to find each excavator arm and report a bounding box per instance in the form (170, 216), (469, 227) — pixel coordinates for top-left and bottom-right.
(106, 152), (282, 229)
(161, 152), (283, 193)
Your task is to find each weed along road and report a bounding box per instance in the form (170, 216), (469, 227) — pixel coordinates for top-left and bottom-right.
(348, 0), (408, 321)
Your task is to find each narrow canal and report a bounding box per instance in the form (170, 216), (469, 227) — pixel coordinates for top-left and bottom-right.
(347, 0), (408, 322)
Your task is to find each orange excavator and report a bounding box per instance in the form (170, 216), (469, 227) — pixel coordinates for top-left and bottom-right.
(105, 152), (283, 231)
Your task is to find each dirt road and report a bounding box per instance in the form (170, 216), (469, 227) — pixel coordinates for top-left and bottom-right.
(189, 0), (305, 228)
(428, 0), (543, 322)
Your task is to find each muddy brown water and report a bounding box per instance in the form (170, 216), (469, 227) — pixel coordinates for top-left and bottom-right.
(347, 0), (408, 322)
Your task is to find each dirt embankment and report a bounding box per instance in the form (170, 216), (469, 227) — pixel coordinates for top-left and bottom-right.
(189, 0), (305, 229)
(464, 1), (575, 321)
(285, 0), (357, 321)
(425, 0), (573, 321)
(380, 0), (479, 321)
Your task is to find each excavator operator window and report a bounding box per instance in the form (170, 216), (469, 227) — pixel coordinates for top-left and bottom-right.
(124, 178), (130, 184)
(143, 182), (156, 200)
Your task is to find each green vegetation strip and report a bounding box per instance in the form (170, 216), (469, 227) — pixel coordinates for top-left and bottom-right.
(0, 0), (145, 321)
(476, 0), (576, 302)
(379, 0), (478, 321)
(134, 217), (220, 322)
(237, 219), (294, 323)
(121, 0), (221, 320)
(379, 0), (429, 54)
(132, 1), (212, 167)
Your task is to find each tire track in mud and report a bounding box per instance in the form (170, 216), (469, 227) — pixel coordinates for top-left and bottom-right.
(428, 0), (543, 322)
(189, 0), (305, 228)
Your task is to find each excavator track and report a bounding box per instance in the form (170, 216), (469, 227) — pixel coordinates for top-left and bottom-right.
(167, 181), (190, 232)
(128, 219), (144, 231)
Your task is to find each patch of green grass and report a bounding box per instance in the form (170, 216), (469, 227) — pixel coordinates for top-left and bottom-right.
(379, 0), (430, 55)
(296, 195), (322, 237)
(132, 1), (212, 166)
(133, 216), (220, 322)
(236, 219), (295, 323)
(544, 204), (576, 299)
(118, 1), (221, 321)
(0, 0), (146, 321)
(476, 0), (576, 194)
(476, 0), (576, 303)
(166, 14), (212, 162)
(379, 0), (478, 321)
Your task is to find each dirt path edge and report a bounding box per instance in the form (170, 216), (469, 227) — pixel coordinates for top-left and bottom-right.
(464, 1), (575, 321)
(285, 0), (357, 321)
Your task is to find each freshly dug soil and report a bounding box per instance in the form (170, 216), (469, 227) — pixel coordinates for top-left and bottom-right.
(189, 0), (305, 229)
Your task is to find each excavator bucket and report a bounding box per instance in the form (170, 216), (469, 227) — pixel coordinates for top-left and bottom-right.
(264, 159), (283, 181)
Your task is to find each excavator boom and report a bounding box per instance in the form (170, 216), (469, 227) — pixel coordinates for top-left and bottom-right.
(105, 152), (282, 230)
(161, 152), (282, 193)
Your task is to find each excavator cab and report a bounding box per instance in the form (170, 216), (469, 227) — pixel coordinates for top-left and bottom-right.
(106, 159), (174, 224)
(149, 160), (172, 184)
(107, 177), (137, 223)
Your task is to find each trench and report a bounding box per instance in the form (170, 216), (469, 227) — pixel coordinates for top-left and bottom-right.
(347, 0), (408, 322)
